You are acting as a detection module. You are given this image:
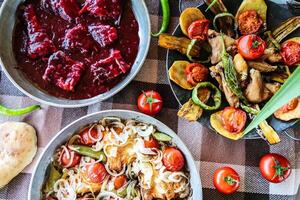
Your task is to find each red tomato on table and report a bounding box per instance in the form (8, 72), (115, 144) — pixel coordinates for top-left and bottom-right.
(213, 167), (240, 194)
(238, 35), (266, 60)
(137, 90), (163, 115)
(259, 153), (291, 183)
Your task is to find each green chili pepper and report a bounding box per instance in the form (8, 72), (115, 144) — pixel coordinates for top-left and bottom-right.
(213, 13), (238, 37)
(69, 145), (107, 162)
(0, 104), (41, 116)
(205, 0), (218, 12)
(186, 39), (211, 63)
(152, 0), (170, 37)
(43, 164), (62, 194)
(240, 104), (259, 115)
(192, 82), (221, 110)
(220, 34), (248, 104)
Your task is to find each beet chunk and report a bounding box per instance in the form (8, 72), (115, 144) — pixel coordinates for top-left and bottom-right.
(41, 0), (80, 22)
(24, 5), (56, 59)
(62, 24), (94, 52)
(43, 51), (85, 91)
(88, 24), (118, 47)
(79, 0), (121, 20)
(91, 49), (130, 84)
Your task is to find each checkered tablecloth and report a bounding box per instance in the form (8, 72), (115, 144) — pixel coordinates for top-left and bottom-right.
(0, 0), (299, 199)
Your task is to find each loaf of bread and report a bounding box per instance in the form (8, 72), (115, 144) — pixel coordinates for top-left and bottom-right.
(0, 122), (37, 188)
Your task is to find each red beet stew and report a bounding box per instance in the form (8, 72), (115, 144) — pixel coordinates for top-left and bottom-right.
(13, 0), (140, 99)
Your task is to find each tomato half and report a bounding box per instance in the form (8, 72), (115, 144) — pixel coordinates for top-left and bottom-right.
(259, 153), (291, 183)
(187, 19), (210, 41)
(137, 90), (163, 115)
(280, 41), (300, 66)
(60, 148), (81, 168)
(238, 10), (263, 35)
(238, 35), (266, 60)
(80, 127), (101, 145)
(280, 98), (299, 113)
(185, 63), (209, 85)
(213, 167), (240, 194)
(144, 137), (160, 149)
(162, 147), (185, 171)
(114, 175), (127, 189)
(221, 107), (247, 134)
(82, 163), (108, 184)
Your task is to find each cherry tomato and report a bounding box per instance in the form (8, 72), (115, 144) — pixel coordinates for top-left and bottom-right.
(163, 147), (185, 172)
(238, 35), (266, 60)
(80, 127), (100, 145)
(281, 98), (299, 113)
(238, 10), (263, 35)
(82, 163), (108, 184)
(214, 167), (240, 194)
(144, 137), (160, 149)
(259, 153), (291, 183)
(280, 40), (300, 66)
(137, 90), (163, 115)
(187, 19), (210, 41)
(114, 175), (127, 189)
(185, 63), (209, 85)
(60, 148), (81, 168)
(221, 107), (247, 134)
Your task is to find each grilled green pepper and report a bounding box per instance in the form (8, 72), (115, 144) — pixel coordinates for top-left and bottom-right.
(152, 0), (170, 37)
(69, 145), (107, 162)
(192, 82), (221, 110)
(43, 164), (61, 194)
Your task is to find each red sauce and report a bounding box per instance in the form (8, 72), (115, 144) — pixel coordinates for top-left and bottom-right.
(13, 0), (139, 99)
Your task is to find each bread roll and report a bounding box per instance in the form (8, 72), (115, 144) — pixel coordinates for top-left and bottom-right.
(0, 122), (37, 188)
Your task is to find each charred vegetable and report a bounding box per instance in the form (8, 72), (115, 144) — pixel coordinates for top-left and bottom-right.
(159, 34), (201, 56)
(274, 97), (300, 121)
(236, 0), (267, 35)
(180, 8), (206, 36)
(280, 37), (300, 66)
(271, 16), (300, 44)
(169, 61), (195, 90)
(192, 82), (221, 110)
(178, 88), (211, 121)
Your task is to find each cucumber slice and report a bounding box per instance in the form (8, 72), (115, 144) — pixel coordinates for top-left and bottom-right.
(153, 132), (172, 142)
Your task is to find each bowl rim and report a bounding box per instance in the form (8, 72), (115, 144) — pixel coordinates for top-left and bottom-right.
(0, 0), (151, 108)
(28, 109), (203, 200)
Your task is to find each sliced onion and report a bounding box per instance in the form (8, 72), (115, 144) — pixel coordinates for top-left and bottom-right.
(96, 191), (124, 200)
(105, 163), (126, 177)
(135, 124), (154, 137)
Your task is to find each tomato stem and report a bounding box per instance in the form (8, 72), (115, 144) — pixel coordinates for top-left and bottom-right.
(142, 90), (162, 113)
(224, 175), (239, 186)
(272, 157), (290, 180)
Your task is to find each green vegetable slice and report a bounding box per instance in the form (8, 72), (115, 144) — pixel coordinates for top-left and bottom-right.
(0, 104), (41, 116)
(186, 39), (211, 63)
(213, 12), (238, 37)
(192, 82), (221, 110)
(240, 104), (259, 115)
(153, 132), (172, 142)
(43, 164), (62, 194)
(220, 34), (248, 104)
(69, 145), (107, 162)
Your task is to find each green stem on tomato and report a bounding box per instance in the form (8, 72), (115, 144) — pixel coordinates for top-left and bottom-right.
(271, 157), (290, 180)
(0, 104), (41, 116)
(152, 0), (170, 37)
(192, 82), (221, 110)
(224, 175), (239, 186)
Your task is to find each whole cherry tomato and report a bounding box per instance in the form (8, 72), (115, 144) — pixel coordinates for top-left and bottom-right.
(238, 10), (263, 35)
(187, 19), (210, 41)
(280, 40), (300, 66)
(238, 35), (266, 60)
(144, 137), (160, 148)
(221, 107), (247, 134)
(80, 127), (101, 145)
(259, 153), (291, 183)
(60, 148), (81, 168)
(137, 90), (163, 115)
(82, 163), (108, 184)
(185, 63), (209, 86)
(213, 167), (240, 194)
(162, 147), (185, 171)
(114, 175), (127, 189)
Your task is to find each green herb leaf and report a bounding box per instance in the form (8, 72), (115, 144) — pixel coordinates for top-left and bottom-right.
(243, 66), (300, 135)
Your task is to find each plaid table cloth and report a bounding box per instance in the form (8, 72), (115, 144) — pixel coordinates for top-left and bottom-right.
(0, 0), (299, 199)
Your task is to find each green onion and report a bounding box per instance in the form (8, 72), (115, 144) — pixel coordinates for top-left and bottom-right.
(243, 66), (300, 135)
